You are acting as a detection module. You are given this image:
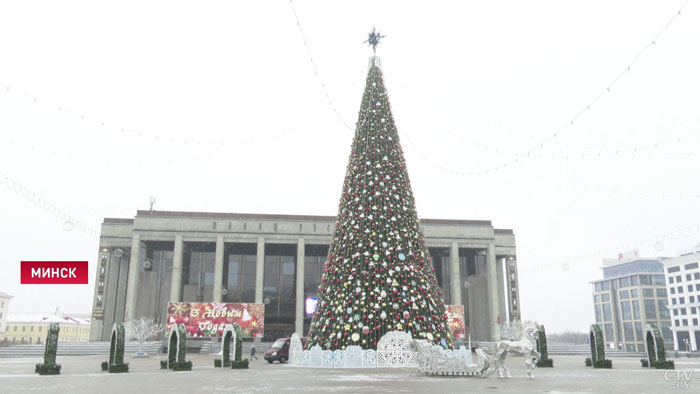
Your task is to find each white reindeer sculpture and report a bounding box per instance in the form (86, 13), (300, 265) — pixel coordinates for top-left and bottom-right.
(490, 324), (541, 379)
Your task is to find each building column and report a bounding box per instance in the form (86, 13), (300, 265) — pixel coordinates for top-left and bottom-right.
(255, 237), (265, 304)
(124, 234), (141, 322)
(487, 243), (501, 341)
(450, 242), (462, 305)
(213, 236), (225, 303)
(295, 238), (305, 335)
(170, 235), (184, 302)
(496, 256), (507, 323)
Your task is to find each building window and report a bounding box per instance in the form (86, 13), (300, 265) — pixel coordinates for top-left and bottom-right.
(681, 308), (687, 315)
(620, 290), (629, 299)
(653, 276), (665, 285)
(672, 298), (677, 305)
(673, 309), (679, 316)
(630, 289), (638, 298)
(262, 244), (297, 335)
(659, 300), (670, 319)
(602, 303), (612, 321)
(679, 297), (685, 304)
(643, 288), (653, 297)
(620, 277), (631, 288)
(640, 275), (652, 285)
(696, 284), (700, 291)
(632, 300), (640, 319)
(644, 300), (657, 319)
(668, 266), (681, 273)
(675, 320), (680, 326)
(621, 301), (632, 320)
(695, 272), (700, 280)
(687, 274), (692, 281)
(603, 324), (614, 344)
(305, 244), (329, 298)
(691, 296), (696, 303)
(634, 322), (643, 343)
(677, 275), (682, 283)
(594, 294), (601, 303)
(669, 276), (675, 283)
(623, 322), (634, 342)
(694, 318), (698, 326)
(223, 243), (256, 303)
(602, 293), (610, 302)
(182, 245), (216, 303)
(689, 285), (694, 292)
(682, 319), (688, 326)
(685, 262), (699, 270)
(671, 288), (676, 295)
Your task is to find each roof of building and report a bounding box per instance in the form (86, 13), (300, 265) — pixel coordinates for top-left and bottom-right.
(6, 315), (90, 325)
(0, 292), (13, 299)
(105, 210), (514, 233)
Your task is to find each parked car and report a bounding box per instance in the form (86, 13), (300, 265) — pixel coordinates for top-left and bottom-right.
(264, 337), (307, 363)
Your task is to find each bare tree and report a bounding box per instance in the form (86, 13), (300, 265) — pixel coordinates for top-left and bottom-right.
(126, 317), (164, 355)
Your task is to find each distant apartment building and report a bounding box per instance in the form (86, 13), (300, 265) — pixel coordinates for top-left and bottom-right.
(0, 292), (12, 333)
(591, 251), (672, 352)
(662, 242), (700, 351)
(0, 315), (90, 345)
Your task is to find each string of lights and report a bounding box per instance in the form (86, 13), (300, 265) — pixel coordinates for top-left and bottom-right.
(289, 0), (355, 132)
(521, 223), (700, 274)
(385, 1), (690, 174)
(391, 84), (700, 161)
(0, 171), (100, 238)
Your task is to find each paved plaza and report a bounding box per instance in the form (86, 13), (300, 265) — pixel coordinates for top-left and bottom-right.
(0, 354), (697, 393)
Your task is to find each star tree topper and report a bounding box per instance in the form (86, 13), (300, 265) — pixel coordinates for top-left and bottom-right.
(364, 27), (385, 54)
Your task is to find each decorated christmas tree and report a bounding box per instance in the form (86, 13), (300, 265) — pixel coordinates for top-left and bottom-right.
(307, 30), (453, 351)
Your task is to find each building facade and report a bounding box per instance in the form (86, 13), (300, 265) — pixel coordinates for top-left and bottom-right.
(662, 243), (700, 351)
(90, 210), (520, 342)
(591, 254), (672, 352)
(0, 292), (12, 333)
(0, 315), (90, 345)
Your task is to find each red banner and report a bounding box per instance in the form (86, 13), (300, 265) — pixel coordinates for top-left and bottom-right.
(166, 302), (264, 338)
(20, 261), (89, 284)
(445, 305), (466, 339)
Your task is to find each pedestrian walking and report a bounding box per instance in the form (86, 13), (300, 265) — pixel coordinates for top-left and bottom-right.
(250, 343), (258, 361)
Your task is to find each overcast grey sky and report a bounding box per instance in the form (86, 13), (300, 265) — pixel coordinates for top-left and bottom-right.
(1, 0), (699, 333)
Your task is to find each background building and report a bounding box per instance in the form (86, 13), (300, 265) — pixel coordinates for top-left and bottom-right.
(591, 252), (672, 352)
(662, 242), (700, 351)
(90, 210), (520, 342)
(0, 314), (90, 345)
(0, 292), (12, 333)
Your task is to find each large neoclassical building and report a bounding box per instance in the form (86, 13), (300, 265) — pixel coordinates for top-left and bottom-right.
(89, 210), (520, 342)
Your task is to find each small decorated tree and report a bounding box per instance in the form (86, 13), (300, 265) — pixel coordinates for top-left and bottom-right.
(127, 317), (164, 356)
(35, 322), (62, 375)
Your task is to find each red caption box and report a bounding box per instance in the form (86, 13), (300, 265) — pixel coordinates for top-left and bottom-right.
(21, 261), (89, 284)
